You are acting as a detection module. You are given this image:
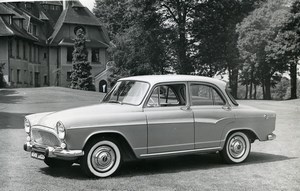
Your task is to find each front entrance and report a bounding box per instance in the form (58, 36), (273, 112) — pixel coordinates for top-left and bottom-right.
(99, 80), (108, 93)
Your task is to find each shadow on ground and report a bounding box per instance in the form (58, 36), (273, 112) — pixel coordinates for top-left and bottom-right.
(0, 112), (29, 129)
(0, 89), (24, 103)
(39, 152), (296, 180)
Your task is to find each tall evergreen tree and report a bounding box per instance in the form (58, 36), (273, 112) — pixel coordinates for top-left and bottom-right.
(70, 28), (94, 91)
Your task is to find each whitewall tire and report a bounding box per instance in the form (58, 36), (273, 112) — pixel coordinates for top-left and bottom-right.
(81, 139), (121, 178)
(221, 132), (251, 164)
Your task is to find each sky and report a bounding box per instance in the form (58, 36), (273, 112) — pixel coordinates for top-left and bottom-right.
(79, 0), (95, 11)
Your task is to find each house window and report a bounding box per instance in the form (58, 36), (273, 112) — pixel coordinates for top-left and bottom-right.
(23, 42), (26, 60)
(92, 48), (100, 62)
(16, 40), (20, 58)
(67, 47), (74, 62)
(29, 44), (32, 62)
(33, 25), (37, 36)
(30, 71), (33, 85)
(44, 75), (48, 85)
(24, 70), (27, 84)
(10, 69), (13, 82)
(9, 40), (13, 58)
(33, 45), (36, 62)
(74, 26), (86, 35)
(17, 69), (21, 83)
(67, 72), (72, 81)
(44, 52), (47, 59)
(29, 23), (32, 33)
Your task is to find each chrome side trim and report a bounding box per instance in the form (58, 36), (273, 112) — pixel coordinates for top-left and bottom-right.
(140, 147), (221, 158)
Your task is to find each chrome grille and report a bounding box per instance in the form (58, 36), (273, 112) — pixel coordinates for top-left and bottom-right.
(31, 128), (60, 147)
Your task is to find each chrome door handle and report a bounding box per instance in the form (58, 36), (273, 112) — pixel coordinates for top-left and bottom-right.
(180, 106), (190, 111)
(222, 106), (231, 111)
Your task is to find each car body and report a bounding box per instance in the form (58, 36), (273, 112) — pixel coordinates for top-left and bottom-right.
(23, 75), (276, 177)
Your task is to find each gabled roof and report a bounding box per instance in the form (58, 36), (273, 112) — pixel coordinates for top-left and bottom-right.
(48, 1), (105, 45)
(63, 7), (101, 26)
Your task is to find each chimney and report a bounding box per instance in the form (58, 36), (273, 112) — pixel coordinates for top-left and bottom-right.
(63, 0), (66, 10)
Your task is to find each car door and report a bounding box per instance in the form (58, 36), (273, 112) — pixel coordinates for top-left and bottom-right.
(189, 82), (235, 149)
(144, 83), (194, 154)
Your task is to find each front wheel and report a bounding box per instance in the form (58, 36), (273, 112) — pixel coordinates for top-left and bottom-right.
(220, 132), (251, 164)
(80, 138), (122, 178)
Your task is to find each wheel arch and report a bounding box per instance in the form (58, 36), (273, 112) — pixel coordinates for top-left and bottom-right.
(221, 128), (259, 148)
(83, 131), (137, 162)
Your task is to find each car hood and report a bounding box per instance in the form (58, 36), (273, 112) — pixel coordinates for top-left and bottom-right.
(26, 103), (142, 129)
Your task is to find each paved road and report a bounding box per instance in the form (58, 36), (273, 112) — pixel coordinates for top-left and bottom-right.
(0, 87), (299, 191)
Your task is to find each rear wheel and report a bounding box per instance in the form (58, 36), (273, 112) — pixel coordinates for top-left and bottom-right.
(80, 138), (121, 178)
(44, 158), (73, 168)
(220, 132), (251, 164)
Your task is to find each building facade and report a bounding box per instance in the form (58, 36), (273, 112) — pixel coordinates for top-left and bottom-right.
(0, 0), (111, 92)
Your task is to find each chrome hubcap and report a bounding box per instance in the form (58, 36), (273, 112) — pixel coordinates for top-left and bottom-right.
(91, 146), (115, 172)
(228, 136), (246, 159)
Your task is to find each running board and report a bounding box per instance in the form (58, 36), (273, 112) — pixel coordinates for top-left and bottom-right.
(140, 147), (221, 158)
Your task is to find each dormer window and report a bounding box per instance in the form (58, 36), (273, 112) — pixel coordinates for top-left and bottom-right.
(3, 16), (12, 25)
(74, 26), (86, 35)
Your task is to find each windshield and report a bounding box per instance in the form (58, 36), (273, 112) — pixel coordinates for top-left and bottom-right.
(102, 80), (149, 105)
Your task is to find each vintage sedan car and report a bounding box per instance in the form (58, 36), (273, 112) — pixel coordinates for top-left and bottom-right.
(23, 75), (276, 177)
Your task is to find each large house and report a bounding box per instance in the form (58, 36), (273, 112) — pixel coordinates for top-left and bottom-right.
(0, 0), (111, 92)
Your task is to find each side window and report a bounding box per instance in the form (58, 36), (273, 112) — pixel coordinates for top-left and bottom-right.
(147, 87), (159, 107)
(147, 84), (186, 107)
(190, 84), (225, 106)
(212, 88), (225, 105)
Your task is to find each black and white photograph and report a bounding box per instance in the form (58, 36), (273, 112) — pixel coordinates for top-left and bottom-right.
(0, 0), (299, 190)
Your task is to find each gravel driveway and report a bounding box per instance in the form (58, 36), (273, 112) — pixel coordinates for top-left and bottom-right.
(0, 87), (299, 191)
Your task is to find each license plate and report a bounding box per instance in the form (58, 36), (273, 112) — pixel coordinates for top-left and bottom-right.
(31, 152), (45, 160)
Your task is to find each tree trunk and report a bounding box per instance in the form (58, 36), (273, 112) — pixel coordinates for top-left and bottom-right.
(262, 81), (265, 100)
(290, 62), (297, 99)
(265, 76), (272, 100)
(229, 68), (238, 99)
(249, 82), (253, 99)
(254, 84), (257, 100)
(245, 83), (248, 99)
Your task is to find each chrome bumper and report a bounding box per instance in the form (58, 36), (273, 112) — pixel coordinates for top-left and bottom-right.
(267, 133), (276, 141)
(24, 142), (84, 160)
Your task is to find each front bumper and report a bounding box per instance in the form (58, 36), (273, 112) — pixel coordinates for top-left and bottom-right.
(24, 142), (84, 160)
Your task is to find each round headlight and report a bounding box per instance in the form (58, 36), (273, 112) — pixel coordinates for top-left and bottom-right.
(56, 121), (66, 140)
(24, 118), (31, 134)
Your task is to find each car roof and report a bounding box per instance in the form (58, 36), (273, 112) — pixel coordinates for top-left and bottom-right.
(120, 75), (227, 88)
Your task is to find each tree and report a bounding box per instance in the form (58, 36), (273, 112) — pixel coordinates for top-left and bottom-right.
(191, 0), (263, 98)
(158, 0), (198, 74)
(94, 0), (168, 84)
(70, 28), (94, 91)
(237, 0), (290, 99)
(268, 0), (300, 99)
